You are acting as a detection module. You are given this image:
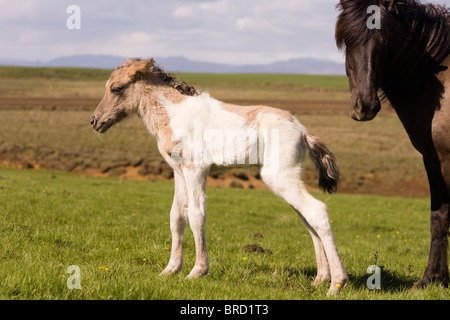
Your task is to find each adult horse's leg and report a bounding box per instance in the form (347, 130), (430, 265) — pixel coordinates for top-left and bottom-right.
(160, 170), (189, 276)
(182, 166), (210, 279)
(415, 154), (450, 288)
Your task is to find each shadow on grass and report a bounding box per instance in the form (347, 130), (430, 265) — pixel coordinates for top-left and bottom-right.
(295, 266), (419, 293)
(347, 267), (418, 292)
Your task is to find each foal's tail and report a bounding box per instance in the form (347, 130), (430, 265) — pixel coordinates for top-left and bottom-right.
(303, 133), (340, 194)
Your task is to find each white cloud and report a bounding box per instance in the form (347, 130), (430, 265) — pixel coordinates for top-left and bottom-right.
(172, 5), (195, 18)
(119, 32), (153, 44)
(0, 0), (351, 64)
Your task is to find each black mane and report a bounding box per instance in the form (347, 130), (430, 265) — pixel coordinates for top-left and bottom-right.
(336, 0), (450, 99)
(336, 0), (450, 59)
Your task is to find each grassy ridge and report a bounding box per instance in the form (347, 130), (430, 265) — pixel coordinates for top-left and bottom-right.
(0, 66), (349, 100)
(0, 167), (447, 300)
(177, 73), (349, 91)
(0, 66), (113, 81)
(0, 66), (348, 90)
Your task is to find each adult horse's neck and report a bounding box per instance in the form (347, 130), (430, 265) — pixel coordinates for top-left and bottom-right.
(383, 55), (449, 155)
(380, 2), (449, 153)
(380, 3), (449, 154)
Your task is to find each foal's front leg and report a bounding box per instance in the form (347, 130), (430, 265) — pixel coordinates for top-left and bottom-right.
(160, 171), (188, 276)
(182, 166), (209, 279)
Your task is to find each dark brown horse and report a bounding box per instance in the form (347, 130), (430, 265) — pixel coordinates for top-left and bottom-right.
(336, 0), (450, 288)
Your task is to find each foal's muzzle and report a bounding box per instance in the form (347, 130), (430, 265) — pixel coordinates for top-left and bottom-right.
(90, 114), (112, 133)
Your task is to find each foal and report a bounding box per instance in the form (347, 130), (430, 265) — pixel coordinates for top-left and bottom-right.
(90, 58), (347, 295)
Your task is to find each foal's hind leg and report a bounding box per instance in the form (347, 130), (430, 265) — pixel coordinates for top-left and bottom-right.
(263, 173), (347, 295)
(306, 228), (331, 286)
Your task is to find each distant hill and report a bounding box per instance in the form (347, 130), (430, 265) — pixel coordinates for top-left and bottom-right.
(0, 54), (345, 75)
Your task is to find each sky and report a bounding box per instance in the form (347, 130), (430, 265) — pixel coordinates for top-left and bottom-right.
(0, 0), (449, 65)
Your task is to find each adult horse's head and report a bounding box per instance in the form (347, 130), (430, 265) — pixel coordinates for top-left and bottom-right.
(335, 0), (397, 121)
(90, 58), (155, 133)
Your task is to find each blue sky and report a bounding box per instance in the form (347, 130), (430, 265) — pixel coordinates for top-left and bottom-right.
(0, 0), (448, 65)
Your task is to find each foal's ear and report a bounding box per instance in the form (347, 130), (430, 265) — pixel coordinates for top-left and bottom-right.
(128, 58), (154, 80)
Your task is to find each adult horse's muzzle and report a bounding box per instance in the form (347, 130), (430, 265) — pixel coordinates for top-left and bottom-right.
(350, 97), (381, 121)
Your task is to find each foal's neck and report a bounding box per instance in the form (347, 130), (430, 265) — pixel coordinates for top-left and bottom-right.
(137, 82), (188, 136)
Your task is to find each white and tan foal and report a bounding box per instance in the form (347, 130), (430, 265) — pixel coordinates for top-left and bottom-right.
(90, 58), (347, 295)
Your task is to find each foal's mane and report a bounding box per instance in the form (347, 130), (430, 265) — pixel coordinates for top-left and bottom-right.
(118, 58), (198, 96)
(336, 0), (450, 61)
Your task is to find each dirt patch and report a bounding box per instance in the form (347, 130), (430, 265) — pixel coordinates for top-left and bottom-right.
(0, 142), (429, 198)
(0, 97), (352, 113)
(0, 97), (100, 111)
(0, 142), (268, 190)
(242, 244), (273, 255)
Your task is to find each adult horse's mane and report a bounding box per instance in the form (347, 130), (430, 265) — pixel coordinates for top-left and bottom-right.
(336, 0), (450, 97)
(118, 58), (198, 96)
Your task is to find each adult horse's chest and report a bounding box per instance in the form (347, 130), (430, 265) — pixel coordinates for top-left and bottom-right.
(388, 56), (450, 157)
(432, 56), (450, 184)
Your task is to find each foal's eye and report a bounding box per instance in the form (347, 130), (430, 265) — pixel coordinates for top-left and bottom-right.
(111, 86), (123, 95)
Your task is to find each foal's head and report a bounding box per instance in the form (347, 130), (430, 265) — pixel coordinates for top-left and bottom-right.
(90, 58), (198, 133)
(90, 58), (155, 133)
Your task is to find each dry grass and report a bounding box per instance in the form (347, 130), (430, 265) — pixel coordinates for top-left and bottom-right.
(0, 66), (428, 197)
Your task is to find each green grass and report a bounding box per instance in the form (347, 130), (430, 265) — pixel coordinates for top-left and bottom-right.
(176, 73), (349, 91)
(0, 167), (447, 300)
(0, 66), (442, 300)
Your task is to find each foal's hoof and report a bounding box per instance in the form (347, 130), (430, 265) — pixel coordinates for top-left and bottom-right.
(312, 274), (331, 287)
(186, 265), (209, 279)
(159, 264), (183, 276)
(327, 282), (347, 296)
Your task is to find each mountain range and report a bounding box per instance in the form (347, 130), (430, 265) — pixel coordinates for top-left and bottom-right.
(0, 54), (345, 75)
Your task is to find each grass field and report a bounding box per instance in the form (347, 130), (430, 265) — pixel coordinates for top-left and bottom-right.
(0, 65), (445, 300)
(0, 167), (448, 300)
